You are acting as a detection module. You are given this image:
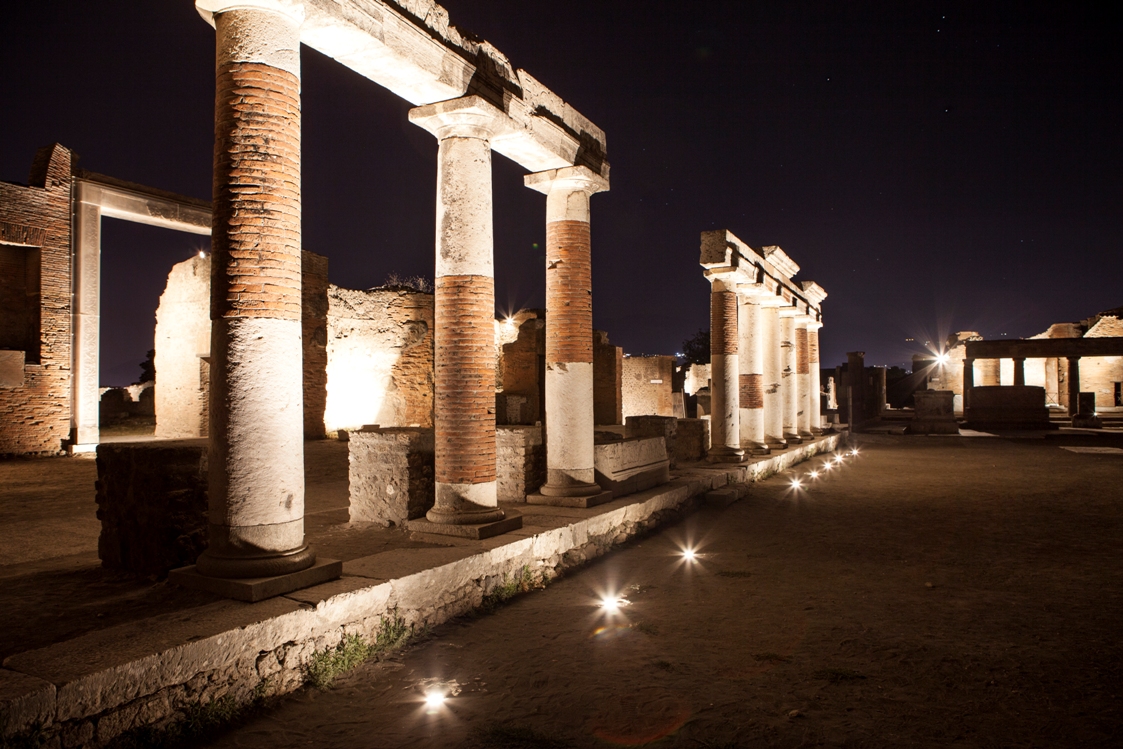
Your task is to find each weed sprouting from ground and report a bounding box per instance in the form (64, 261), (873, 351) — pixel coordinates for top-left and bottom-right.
(464, 723), (573, 749)
(306, 611), (416, 689)
(480, 565), (541, 613)
(813, 667), (866, 684)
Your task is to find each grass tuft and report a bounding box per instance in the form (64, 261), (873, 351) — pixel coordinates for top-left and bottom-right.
(306, 611), (416, 689)
(480, 566), (540, 613)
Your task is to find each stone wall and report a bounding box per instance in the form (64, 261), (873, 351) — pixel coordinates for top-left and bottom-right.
(621, 355), (674, 418)
(1082, 315), (1123, 408)
(0, 145), (73, 455)
(495, 311), (544, 425)
(302, 252), (330, 437)
(325, 286), (434, 434)
(592, 330), (622, 425)
(496, 425), (545, 501)
(348, 428), (434, 526)
(154, 256), (211, 438)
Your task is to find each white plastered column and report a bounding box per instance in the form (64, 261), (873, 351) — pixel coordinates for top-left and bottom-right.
(796, 316), (813, 439)
(195, 0), (313, 579)
(737, 291), (768, 454)
(707, 275), (744, 463)
(71, 189), (101, 452)
(525, 166), (608, 497)
(410, 96), (509, 523)
(761, 299), (786, 448)
(807, 321), (823, 433)
(779, 308), (802, 444)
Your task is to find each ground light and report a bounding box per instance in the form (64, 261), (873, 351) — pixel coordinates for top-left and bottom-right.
(809, 470), (819, 479)
(424, 691), (446, 708)
(790, 478), (803, 490)
(682, 548), (697, 562)
(600, 596), (627, 614)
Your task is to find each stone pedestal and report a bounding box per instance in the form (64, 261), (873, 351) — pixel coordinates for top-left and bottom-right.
(906, 390), (959, 434)
(497, 425), (545, 501)
(964, 386), (1052, 430)
(592, 436), (670, 497)
(1072, 391), (1103, 428)
(626, 415), (679, 468)
(348, 427), (435, 526)
(674, 418), (710, 462)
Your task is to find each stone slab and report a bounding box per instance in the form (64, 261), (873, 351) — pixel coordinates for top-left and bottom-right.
(704, 487), (741, 508)
(0, 668), (55, 738)
(525, 490), (615, 509)
(0, 350), (25, 388)
(405, 512), (523, 540)
(343, 547), (478, 581)
(168, 558), (343, 603)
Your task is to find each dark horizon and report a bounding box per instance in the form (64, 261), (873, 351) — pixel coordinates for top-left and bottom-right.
(2, 1), (1119, 386)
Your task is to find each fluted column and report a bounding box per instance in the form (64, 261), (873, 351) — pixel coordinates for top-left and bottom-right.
(807, 321), (823, 433)
(196, 0), (314, 579)
(708, 278), (744, 462)
(525, 166), (609, 498)
(795, 318), (813, 439)
(410, 96), (511, 527)
(737, 293), (768, 455)
(779, 308), (802, 444)
(761, 300), (786, 448)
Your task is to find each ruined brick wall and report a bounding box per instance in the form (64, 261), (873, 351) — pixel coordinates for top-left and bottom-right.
(593, 331), (623, 425)
(301, 251), (329, 437)
(325, 286), (434, 434)
(154, 256), (211, 439)
(621, 355), (674, 418)
(496, 311), (544, 425)
(0, 145), (73, 455)
(1082, 315), (1123, 408)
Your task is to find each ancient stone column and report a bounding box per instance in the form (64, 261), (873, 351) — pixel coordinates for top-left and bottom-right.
(196, 0), (314, 579)
(709, 280), (744, 462)
(525, 167), (609, 498)
(807, 321), (823, 433)
(779, 309), (802, 444)
(409, 96), (509, 526)
(1013, 357), (1026, 386)
(737, 293), (768, 455)
(963, 357), (975, 410)
(761, 301), (786, 448)
(795, 318), (813, 439)
(1066, 357), (1081, 416)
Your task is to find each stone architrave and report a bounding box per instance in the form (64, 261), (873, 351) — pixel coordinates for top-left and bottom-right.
(737, 292), (768, 455)
(408, 96), (520, 535)
(524, 166), (610, 501)
(779, 307), (802, 444)
(193, 0), (323, 582)
(707, 277), (744, 462)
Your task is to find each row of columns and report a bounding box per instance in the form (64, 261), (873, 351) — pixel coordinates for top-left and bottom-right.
(708, 281), (823, 464)
(197, 0), (608, 581)
(963, 355), (1081, 413)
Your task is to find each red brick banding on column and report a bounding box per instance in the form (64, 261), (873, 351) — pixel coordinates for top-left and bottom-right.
(434, 274), (497, 485)
(710, 290), (738, 356)
(212, 62), (302, 321)
(545, 220), (593, 364)
(796, 327), (810, 374)
(809, 329), (820, 364)
(740, 373), (764, 409)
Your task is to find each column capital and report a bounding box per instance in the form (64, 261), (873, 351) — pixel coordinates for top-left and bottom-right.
(524, 165), (609, 196)
(409, 95), (512, 141)
(806, 320), (824, 332)
(778, 305), (803, 318)
(196, 0), (305, 26)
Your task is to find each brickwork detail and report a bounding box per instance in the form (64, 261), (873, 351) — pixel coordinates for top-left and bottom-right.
(545, 220), (593, 364)
(710, 291), (738, 356)
(593, 334), (623, 425)
(434, 274), (496, 485)
(796, 327), (809, 374)
(301, 252), (329, 437)
(212, 62), (302, 321)
(808, 329), (820, 364)
(0, 145), (73, 455)
(740, 373), (764, 409)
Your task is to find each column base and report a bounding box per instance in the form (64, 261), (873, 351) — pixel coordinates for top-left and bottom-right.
(406, 511), (523, 540)
(196, 544), (317, 579)
(742, 441), (771, 456)
(810, 426), (825, 436)
(527, 489), (614, 509)
(707, 446), (746, 463)
(766, 436), (788, 449)
(783, 431), (803, 445)
(538, 478), (603, 498)
(799, 430), (814, 440)
(169, 557), (342, 602)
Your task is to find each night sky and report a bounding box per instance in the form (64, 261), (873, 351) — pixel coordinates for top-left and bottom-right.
(2, 2), (1119, 386)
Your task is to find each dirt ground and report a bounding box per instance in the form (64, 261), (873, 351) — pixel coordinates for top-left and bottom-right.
(200, 434), (1123, 748)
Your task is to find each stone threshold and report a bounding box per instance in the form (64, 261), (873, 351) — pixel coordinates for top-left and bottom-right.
(0, 434), (840, 746)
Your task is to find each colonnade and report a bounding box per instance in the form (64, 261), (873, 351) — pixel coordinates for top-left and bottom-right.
(700, 231), (827, 463)
(193, 0), (610, 585)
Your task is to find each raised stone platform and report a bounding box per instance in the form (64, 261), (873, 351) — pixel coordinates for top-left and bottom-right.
(0, 434), (839, 746)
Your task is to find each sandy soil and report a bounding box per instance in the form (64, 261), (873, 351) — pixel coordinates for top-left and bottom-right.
(203, 435), (1123, 748)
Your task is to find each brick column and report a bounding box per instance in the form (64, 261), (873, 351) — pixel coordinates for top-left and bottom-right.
(196, 0), (314, 579)
(409, 96), (510, 526)
(761, 300), (786, 448)
(737, 294), (768, 455)
(779, 308), (802, 444)
(708, 280), (744, 462)
(807, 321), (823, 433)
(525, 166), (609, 498)
(795, 318), (813, 439)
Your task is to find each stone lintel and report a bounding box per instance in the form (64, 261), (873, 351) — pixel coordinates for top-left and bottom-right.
(168, 558), (343, 602)
(526, 490), (614, 509)
(700, 229), (824, 317)
(405, 512), (523, 540)
(75, 179), (211, 236)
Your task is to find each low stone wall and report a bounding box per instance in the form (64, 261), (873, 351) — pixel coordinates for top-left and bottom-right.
(675, 418), (709, 462)
(625, 415), (678, 468)
(906, 390), (958, 435)
(348, 428), (434, 525)
(95, 441), (209, 578)
(965, 386), (1051, 430)
(496, 425), (544, 501)
(1, 435), (840, 747)
(594, 436), (670, 496)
